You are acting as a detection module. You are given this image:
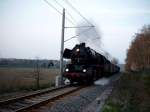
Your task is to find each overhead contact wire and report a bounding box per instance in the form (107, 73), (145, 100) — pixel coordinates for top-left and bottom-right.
(43, 0), (75, 25)
(64, 0), (94, 26)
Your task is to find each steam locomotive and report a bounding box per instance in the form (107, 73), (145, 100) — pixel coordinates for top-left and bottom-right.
(63, 43), (120, 84)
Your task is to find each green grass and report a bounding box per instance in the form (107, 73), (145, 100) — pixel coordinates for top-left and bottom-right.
(102, 101), (122, 112)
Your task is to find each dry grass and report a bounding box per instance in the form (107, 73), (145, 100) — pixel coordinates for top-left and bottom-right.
(102, 72), (150, 112)
(0, 68), (59, 94)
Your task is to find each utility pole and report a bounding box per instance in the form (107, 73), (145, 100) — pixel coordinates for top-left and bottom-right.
(59, 8), (65, 85)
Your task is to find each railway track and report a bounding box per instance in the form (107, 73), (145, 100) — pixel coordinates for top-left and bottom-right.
(0, 85), (84, 112)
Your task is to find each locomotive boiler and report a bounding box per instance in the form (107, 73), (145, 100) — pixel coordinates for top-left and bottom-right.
(63, 43), (120, 84)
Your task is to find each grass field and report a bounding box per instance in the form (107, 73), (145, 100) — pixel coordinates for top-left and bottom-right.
(0, 67), (59, 94)
(102, 72), (150, 112)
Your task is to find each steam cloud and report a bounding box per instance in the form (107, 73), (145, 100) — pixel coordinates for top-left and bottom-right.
(76, 21), (118, 63)
(76, 21), (102, 52)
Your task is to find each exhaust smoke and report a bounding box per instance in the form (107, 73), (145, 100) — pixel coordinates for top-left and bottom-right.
(76, 21), (102, 52)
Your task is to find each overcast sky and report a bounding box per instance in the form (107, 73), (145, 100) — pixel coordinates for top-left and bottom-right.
(0, 0), (150, 63)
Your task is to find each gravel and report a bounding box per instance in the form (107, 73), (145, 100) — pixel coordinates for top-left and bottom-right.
(35, 74), (121, 112)
(47, 85), (105, 112)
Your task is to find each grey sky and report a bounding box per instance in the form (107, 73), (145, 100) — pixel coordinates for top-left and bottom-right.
(0, 0), (150, 63)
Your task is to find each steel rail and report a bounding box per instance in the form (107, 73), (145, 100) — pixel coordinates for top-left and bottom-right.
(15, 86), (83, 112)
(0, 85), (84, 112)
(0, 85), (69, 106)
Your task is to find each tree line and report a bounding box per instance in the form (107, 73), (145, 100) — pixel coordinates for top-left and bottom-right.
(0, 58), (60, 68)
(126, 25), (150, 72)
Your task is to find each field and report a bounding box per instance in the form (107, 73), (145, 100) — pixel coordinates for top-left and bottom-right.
(0, 67), (59, 94)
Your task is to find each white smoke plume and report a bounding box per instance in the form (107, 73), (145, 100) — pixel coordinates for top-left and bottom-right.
(76, 21), (102, 53)
(76, 21), (117, 62)
(76, 21), (118, 62)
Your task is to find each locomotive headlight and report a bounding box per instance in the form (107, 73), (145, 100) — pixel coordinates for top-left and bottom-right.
(76, 48), (80, 52)
(83, 69), (86, 72)
(65, 68), (69, 72)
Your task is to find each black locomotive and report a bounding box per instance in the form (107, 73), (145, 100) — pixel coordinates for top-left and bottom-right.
(63, 43), (120, 84)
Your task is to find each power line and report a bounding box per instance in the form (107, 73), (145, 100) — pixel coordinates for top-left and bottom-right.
(43, 0), (62, 15)
(65, 26), (94, 28)
(43, 0), (94, 28)
(64, 36), (77, 42)
(64, 27), (92, 42)
(43, 0), (95, 42)
(54, 0), (94, 28)
(62, 0), (100, 39)
(43, 0), (75, 25)
(64, 0), (93, 26)
(65, 11), (77, 24)
(53, 0), (77, 24)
